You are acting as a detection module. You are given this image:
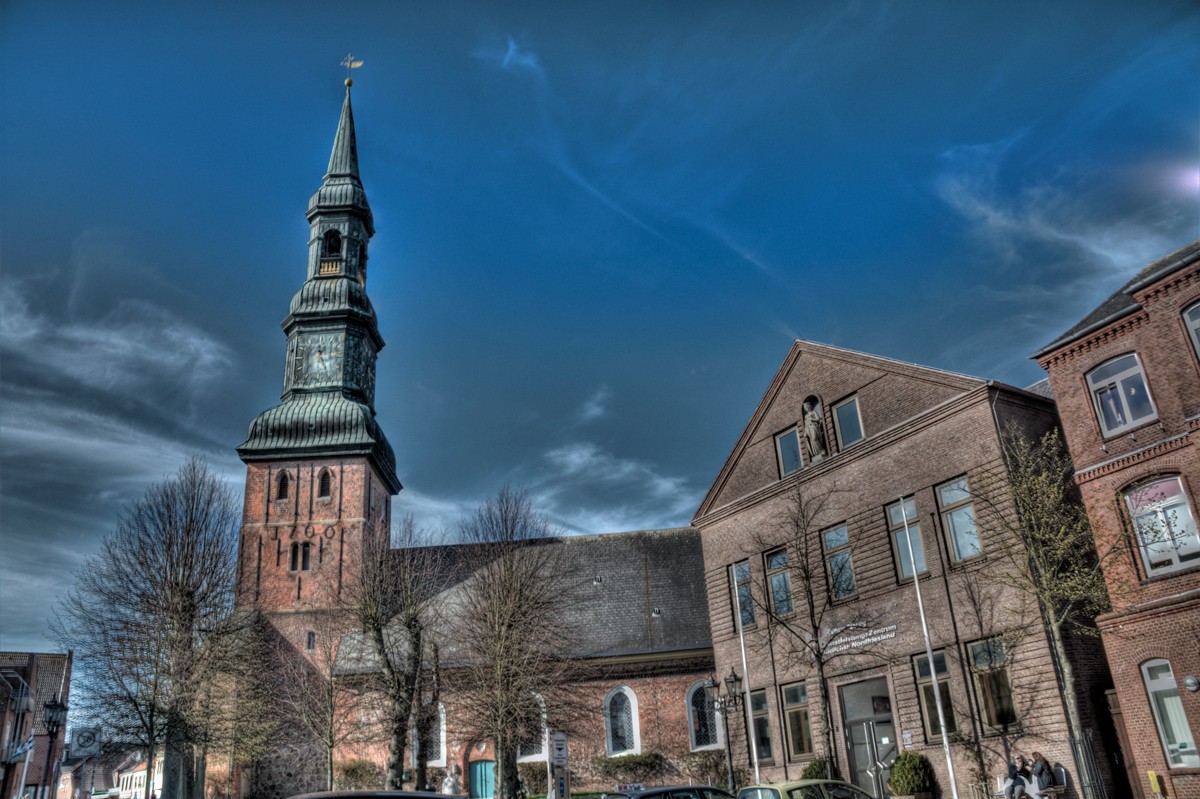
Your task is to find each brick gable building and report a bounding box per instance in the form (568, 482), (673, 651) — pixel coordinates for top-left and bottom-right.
(693, 340), (1120, 799)
(1035, 240), (1200, 799)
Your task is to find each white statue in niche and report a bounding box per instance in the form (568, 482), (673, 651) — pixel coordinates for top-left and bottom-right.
(803, 398), (828, 462)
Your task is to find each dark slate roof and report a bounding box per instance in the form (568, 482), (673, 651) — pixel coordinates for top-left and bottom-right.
(334, 527), (711, 675)
(1034, 239), (1200, 358)
(1023, 377), (1054, 399)
(237, 393), (399, 492)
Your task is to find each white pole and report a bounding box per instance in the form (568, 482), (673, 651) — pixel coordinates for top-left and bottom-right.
(18, 744), (34, 799)
(899, 501), (960, 799)
(731, 569), (760, 785)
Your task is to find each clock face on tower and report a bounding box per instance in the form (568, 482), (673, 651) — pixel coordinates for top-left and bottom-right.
(293, 332), (344, 388)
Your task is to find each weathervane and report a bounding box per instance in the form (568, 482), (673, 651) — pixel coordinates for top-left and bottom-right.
(341, 53), (363, 86)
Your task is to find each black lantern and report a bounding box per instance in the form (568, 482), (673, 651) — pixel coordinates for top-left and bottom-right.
(41, 698), (68, 799)
(724, 668), (742, 700)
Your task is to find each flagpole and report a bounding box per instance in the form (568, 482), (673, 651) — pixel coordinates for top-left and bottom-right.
(899, 502), (960, 799)
(731, 568), (760, 785)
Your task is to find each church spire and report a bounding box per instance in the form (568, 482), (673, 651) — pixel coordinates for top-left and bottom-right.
(238, 78), (400, 494)
(326, 84), (361, 180)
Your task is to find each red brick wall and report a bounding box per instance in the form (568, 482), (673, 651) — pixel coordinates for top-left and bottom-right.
(238, 457), (392, 654)
(1038, 255), (1200, 799)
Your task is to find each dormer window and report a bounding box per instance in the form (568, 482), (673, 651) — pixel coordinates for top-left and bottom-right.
(317, 469), (332, 499)
(277, 473), (290, 501)
(1087, 353), (1156, 437)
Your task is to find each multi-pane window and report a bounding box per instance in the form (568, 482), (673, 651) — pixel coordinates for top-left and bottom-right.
(1086, 353), (1157, 436)
(969, 639), (1018, 731)
(782, 682), (813, 759)
(823, 524), (856, 599)
(412, 703), (447, 767)
(1126, 476), (1200, 576)
(750, 690), (774, 763)
(1141, 659), (1200, 768)
(606, 687), (639, 755)
(766, 549), (793, 616)
(730, 560), (756, 628)
(517, 694), (547, 762)
(833, 396), (864, 449)
(776, 428), (803, 477)
(938, 478), (981, 561)
(914, 651), (957, 740)
(1187, 302), (1200, 360)
(687, 681), (721, 750)
(887, 497), (927, 579)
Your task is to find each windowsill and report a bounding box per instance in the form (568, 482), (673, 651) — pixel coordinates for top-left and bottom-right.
(1140, 560), (1200, 584)
(1098, 416), (1160, 441)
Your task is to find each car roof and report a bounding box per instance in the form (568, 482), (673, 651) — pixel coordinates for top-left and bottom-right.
(738, 782), (857, 793)
(632, 787), (735, 798)
(289, 787), (463, 791)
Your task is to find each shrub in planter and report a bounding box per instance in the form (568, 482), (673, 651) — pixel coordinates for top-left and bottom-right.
(334, 758), (384, 790)
(800, 758), (830, 781)
(887, 752), (935, 798)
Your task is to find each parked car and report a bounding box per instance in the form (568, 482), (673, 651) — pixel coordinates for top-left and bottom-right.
(289, 792), (465, 799)
(605, 785), (737, 799)
(738, 780), (875, 799)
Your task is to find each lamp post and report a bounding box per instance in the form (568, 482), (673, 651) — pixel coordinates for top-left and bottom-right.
(712, 668), (744, 794)
(41, 698), (68, 799)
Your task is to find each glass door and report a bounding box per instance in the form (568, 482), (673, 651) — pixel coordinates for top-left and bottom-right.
(841, 678), (897, 798)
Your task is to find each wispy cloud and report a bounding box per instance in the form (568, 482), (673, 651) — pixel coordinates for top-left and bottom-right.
(576, 385), (612, 423)
(474, 36), (665, 239)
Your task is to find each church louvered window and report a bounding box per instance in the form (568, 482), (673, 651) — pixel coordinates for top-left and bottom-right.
(323, 229), (342, 256)
(318, 469), (332, 499)
(277, 473), (290, 501)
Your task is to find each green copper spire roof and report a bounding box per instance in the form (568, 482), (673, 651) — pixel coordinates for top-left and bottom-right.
(326, 83), (361, 179)
(308, 81), (374, 235)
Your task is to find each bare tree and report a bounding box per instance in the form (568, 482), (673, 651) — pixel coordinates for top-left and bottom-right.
(974, 427), (1116, 789)
(746, 483), (884, 776)
(449, 487), (581, 799)
(411, 643), (442, 791)
(274, 573), (361, 791)
(55, 457), (244, 799)
(347, 517), (443, 790)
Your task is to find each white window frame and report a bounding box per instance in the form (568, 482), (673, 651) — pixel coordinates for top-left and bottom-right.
(913, 650), (957, 742)
(1141, 659), (1200, 768)
(686, 681), (723, 752)
(832, 395), (864, 449)
(823, 523), (857, 600)
(1086, 353), (1157, 437)
(1125, 476), (1200, 576)
(887, 497), (927, 580)
(765, 548), (793, 616)
(410, 702), (447, 768)
(517, 693), (548, 763)
(781, 681), (813, 760)
(937, 477), (982, 562)
(775, 427), (803, 477)
(604, 685), (641, 756)
(1186, 301), (1200, 360)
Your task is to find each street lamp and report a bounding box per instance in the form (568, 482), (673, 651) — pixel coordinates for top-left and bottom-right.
(712, 669), (744, 793)
(41, 698), (68, 799)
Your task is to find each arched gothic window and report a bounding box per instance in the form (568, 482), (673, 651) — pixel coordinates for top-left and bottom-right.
(277, 472), (290, 501)
(317, 469), (332, 499)
(518, 693), (548, 762)
(686, 681), (721, 750)
(323, 229), (342, 257)
(604, 686), (639, 756)
(411, 702), (447, 768)
(289, 543), (299, 571)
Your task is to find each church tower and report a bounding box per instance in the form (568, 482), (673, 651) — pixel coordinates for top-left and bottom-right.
(236, 78), (400, 650)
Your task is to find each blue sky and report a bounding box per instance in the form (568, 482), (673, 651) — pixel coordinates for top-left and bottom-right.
(1, 0), (1197, 652)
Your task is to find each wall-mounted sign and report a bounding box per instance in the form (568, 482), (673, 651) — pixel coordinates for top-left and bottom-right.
(827, 625), (898, 655)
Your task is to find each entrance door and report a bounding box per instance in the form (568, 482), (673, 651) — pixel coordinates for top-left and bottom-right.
(469, 761), (495, 799)
(841, 678), (898, 799)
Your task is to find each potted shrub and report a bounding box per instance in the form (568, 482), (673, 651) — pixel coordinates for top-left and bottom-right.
(887, 752), (935, 799)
